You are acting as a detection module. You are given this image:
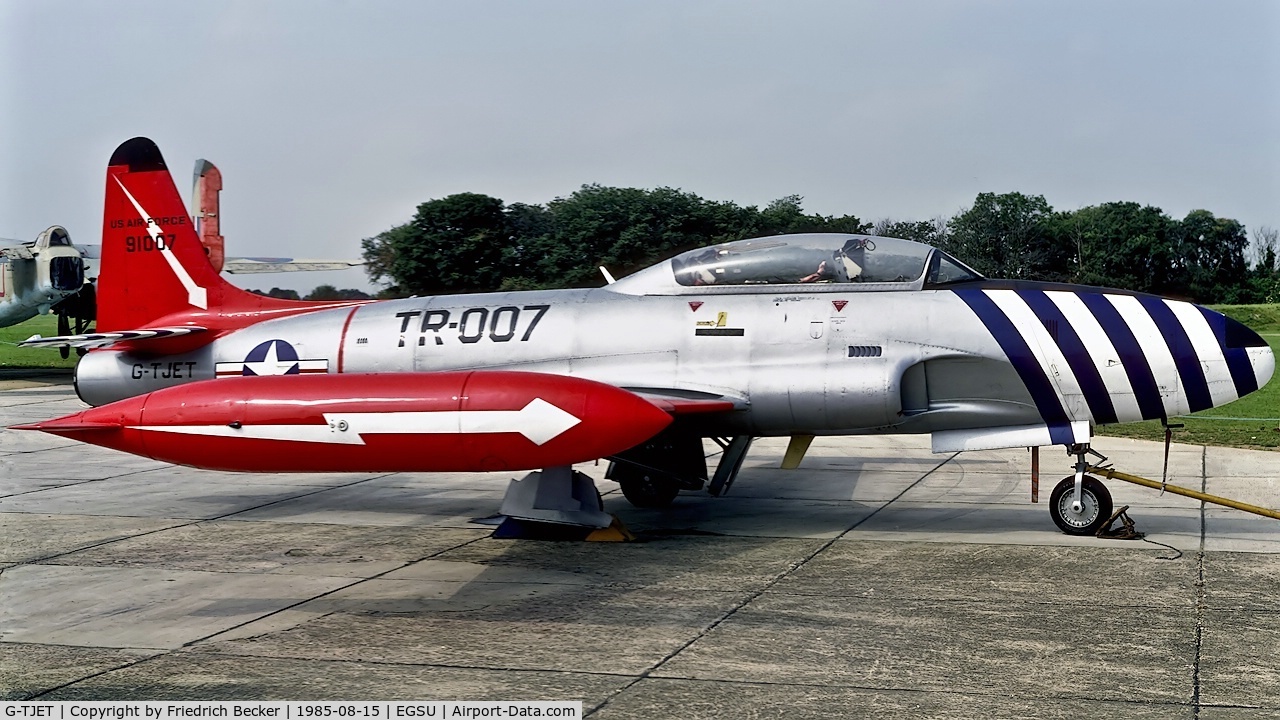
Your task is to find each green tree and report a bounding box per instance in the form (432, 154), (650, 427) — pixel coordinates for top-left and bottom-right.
(305, 285), (372, 301)
(370, 193), (511, 295)
(360, 223), (414, 287)
(1048, 202), (1176, 292)
(362, 186), (875, 293)
(1246, 226), (1280, 304)
(946, 192), (1062, 280)
(1176, 210), (1249, 302)
(535, 185), (753, 287)
(500, 202), (554, 288)
(756, 195), (869, 236)
(872, 217), (948, 246)
(359, 183), (1265, 301)
(250, 287), (302, 300)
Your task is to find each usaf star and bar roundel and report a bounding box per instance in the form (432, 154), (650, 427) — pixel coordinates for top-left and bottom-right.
(214, 339), (329, 378)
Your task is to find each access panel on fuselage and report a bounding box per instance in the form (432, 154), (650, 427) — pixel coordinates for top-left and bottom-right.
(738, 292), (898, 435)
(819, 293), (899, 432)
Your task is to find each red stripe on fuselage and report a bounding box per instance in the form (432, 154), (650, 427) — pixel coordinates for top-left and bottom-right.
(337, 306), (359, 373)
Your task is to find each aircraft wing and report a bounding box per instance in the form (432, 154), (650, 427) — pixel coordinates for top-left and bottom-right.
(223, 257), (364, 274)
(20, 326), (208, 349)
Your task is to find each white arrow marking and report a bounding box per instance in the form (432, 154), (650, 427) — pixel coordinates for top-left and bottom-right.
(130, 398), (582, 446)
(114, 176), (208, 309)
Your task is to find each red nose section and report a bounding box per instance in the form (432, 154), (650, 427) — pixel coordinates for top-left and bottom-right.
(12, 372), (673, 473)
(11, 396), (147, 438)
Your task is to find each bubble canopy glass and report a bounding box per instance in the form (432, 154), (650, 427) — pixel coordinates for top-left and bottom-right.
(666, 234), (981, 288)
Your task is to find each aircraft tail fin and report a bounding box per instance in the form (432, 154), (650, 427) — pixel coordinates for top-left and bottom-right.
(192, 158), (225, 273)
(97, 137), (358, 333)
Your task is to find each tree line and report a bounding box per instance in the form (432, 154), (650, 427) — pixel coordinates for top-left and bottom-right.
(251, 285), (373, 301)
(358, 186), (1280, 304)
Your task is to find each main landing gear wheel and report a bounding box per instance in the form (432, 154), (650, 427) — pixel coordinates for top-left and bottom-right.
(613, 465), (681, 508)
(1049, 475), (1113, 536)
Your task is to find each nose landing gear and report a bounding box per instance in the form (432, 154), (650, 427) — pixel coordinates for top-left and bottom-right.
(1049, 474), (1113, 535)
(1047, 444), (1114, 536)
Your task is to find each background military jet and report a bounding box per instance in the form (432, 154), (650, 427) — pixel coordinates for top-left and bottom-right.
(16, 137), (1275, 537)
(0, 225), (91, 339)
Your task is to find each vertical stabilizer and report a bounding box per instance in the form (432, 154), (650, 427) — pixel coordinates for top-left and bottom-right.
(100, 137), (227, 330)
(97, 137), (359, 333)
(192, 159), (225, 273)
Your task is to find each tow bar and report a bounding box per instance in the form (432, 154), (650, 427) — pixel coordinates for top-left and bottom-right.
(1087, 465), (1280, 521)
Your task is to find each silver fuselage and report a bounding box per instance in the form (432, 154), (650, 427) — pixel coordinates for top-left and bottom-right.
(74, 275), (1275, 443)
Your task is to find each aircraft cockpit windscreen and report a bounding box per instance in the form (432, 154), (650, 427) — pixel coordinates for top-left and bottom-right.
(924, 251), (983, 287)
(47, 228), (72, 246)
(671, 235), (934, 287)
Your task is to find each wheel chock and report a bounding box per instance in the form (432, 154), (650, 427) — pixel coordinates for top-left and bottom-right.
(491, 514), (638, 542)
(585, 515), (637, 543)
(1096, 505), (1144, 540)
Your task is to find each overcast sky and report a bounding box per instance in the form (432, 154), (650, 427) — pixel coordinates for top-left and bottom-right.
(3, 0), (1277, 292)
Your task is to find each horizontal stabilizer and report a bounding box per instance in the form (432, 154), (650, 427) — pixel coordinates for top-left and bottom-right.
(223, 258), (364, 274)
(931, 421), (1090, 453)
(20, 326), (208, 349)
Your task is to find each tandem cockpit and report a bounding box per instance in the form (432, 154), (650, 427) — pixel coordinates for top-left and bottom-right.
(608, 233), (984, 294)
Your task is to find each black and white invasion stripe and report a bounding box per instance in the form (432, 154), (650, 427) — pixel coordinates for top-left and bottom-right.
(955, 288), (1265, 434)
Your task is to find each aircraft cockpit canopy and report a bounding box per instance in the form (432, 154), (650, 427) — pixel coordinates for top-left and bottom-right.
(35, 225), (73, 248)
(667, 234), (982, 289)
(46, 228), (72, 246)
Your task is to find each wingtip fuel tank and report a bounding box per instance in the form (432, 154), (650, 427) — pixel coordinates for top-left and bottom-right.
(12, 371), (674, 473)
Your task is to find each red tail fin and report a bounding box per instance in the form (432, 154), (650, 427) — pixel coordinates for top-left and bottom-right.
(98, 137), (360, 332)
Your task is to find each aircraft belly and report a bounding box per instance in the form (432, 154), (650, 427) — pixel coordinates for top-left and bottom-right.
(0, 261), (60, 326)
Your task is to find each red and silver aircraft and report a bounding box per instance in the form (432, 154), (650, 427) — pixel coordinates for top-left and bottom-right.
(15, 137), (1276, 535)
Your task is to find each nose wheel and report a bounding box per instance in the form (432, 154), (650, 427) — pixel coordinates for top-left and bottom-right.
(1048, 475), (1113, 535)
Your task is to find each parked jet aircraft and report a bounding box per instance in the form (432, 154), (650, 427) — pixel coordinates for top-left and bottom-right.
(0, 226), (87, 329)
(14, 137), (1276, 536)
